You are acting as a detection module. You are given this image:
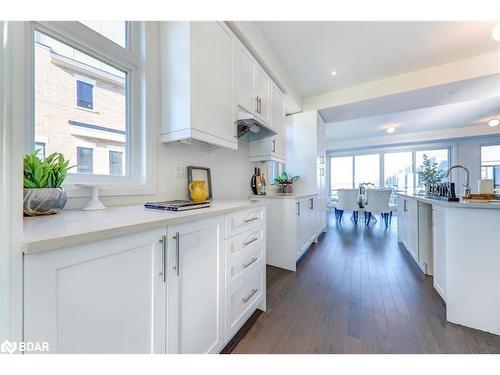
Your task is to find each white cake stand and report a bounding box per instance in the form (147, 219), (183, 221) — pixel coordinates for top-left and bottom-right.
(77, 185), (106, 211)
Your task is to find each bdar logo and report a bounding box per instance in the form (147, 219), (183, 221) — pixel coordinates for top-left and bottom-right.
(1, 340), (17, 354)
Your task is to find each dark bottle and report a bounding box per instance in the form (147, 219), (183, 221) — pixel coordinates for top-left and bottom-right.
(251, 167), (258, 195)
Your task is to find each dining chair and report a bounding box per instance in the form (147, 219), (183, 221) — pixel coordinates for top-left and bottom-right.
(335, 189), (360, 224)
(364, 189), (393, 228)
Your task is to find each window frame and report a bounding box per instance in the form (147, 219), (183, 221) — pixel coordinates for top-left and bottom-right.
(25, 21), (158, 197)
(76, 80), (94, 110)
(328, 143), (452, 196)
(109, 150), (124, 176)
(480, 142), (500, 191)
(76, 147), (94, 174)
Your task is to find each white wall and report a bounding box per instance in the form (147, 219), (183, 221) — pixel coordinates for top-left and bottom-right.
(65, 141), (254, 209)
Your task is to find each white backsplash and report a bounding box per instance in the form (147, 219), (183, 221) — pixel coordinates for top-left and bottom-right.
(64, 141), (255, 209)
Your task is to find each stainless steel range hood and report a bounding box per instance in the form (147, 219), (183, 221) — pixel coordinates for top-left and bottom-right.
(237, 109), (276, 141)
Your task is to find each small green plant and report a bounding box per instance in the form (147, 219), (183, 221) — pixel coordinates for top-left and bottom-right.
(273, 171), (299, 185)
(419, 153), (445, 186)
(24, 149), (74, 188)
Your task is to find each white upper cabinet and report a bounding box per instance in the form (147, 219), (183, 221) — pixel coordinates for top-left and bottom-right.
(254, 65), (271, 124)
(236, 42), (272, 127)
(160, 21), (237, 149)
(248, 82), (286, 163)
(237, 45), (256, 115)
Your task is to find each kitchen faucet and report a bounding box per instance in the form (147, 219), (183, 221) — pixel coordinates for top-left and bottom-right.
(446, 165), (471, 197)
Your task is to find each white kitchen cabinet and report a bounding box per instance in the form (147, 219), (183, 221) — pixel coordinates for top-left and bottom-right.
(237, 45), (256, 115)
(397, 196), (434, 275)
(407, 198), (419, 260)
(286, 111), (327, 197)
(254, 64), (271, 124)
(236, 42), (272, 127)
(166, 216), (225, 354)
(24, 228), (167, 354)
(248, 82), (286, 163)
(432, 205), (447, 301)
(254, 195), (325, 271)
(160, 21), (237, 149)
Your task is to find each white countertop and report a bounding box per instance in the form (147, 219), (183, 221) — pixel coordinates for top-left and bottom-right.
(397, 192), (500, 209)
(250, 192), (319, 200)
(23, 200), (265, 254)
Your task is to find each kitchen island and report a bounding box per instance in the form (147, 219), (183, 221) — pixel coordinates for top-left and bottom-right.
(397, 192), (500, 335)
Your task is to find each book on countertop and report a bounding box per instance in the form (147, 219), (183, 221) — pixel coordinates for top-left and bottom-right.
(144, 200), (211, 211)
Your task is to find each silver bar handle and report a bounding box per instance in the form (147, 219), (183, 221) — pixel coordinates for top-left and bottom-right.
(242, 288), (258, 303)
(255, 96), (259, 113)
(272, 139), (276, 153)
(159, 235), (166, 282)
(173, 232), (180, 276)
(310, 198), (314, 210)
(243, 216), (259, 223)
(296, 201), (300, 216)
(258, 97), (262, 114)
(243, 237), (259, 246)
(243, 257), (258, 269)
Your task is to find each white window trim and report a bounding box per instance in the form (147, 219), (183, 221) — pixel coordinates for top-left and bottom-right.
(24, 21), (159, 197)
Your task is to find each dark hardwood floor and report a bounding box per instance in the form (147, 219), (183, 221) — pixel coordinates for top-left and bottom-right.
(231, 213), (500, 354)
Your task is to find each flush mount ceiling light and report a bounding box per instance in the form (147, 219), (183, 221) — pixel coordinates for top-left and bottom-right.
(386, 125), (396, 134)
(493, 22), (500, 41)
(331, 71), (337, 76)
(488, 118), (500, 127)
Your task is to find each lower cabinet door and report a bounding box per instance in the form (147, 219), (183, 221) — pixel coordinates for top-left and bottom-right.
(166, 216), (225, 354)
(432, 206), (447, 301)
(24, 228), (167, 354)
(226, 263), (265, 341)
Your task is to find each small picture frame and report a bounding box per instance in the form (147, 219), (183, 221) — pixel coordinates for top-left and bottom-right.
(187, 166), (213, 199)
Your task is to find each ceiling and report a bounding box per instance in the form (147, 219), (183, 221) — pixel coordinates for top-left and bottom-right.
(255, 21), (500, 97)
(324, 96), (500, 142)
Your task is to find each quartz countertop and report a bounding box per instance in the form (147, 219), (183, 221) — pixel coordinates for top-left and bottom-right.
(23, 200), (265, 254)
(397, 192), (500, 209)
(250, 192), (319, 200)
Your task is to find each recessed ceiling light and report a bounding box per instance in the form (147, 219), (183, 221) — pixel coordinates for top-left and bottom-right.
(386, 125), (396, 134)
(492, 22), (500, 42)
(331, 71), (337, 76)
(488, 118), (500, 127)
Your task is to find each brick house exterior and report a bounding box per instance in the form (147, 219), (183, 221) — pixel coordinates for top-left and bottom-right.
(34, 38), (126, 176)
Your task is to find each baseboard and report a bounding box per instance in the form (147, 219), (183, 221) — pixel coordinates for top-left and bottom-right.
(220, 310), (263, 354)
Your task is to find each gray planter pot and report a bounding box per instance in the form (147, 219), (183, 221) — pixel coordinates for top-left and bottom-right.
(23, 188), (67, 216)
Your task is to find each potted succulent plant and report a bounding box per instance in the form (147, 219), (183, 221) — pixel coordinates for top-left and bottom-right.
(23, 149), (74, 216)
(274, 172), (299, 194)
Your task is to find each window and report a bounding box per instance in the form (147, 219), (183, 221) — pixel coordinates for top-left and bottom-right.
(267, 161), (285, 185)
(384, 152), (413, 192)
(481, 145), (500, 191)
(109, 151), (123, 176)
(30, 21), (152, 192)
(35, 142), (46, 159)
(415, 149), (449, 188)
(77, 147), (93, 174)
(330, 156), (353, 193)
(354, 154), (380, 187)
(76, 80), (94, 109)
(80, 21), (127, 48)
(329, 146), (452, 196)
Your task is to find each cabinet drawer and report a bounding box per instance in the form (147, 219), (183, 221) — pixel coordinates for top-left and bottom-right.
(226, 229), (265, 287)
(225, 225), (264, 259)
(226, 264), (265, 340)
(225, 207), (265, 238)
